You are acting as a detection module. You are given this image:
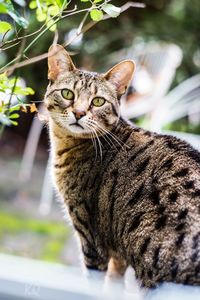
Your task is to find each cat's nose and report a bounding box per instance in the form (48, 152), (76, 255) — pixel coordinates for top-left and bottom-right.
(73, 110), (86, 120)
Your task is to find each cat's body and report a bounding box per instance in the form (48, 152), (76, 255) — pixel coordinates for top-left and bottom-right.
(45, 44), (200, 288)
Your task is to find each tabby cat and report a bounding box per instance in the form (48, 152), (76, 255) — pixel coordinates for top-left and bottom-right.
(45, 44), (200, 288)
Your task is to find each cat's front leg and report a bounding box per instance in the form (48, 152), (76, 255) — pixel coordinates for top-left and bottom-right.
(81, 243), (109, 283)
(103, 257), (127, 294)
(107, 257), (127, 279)
(105, 257), (127, 286)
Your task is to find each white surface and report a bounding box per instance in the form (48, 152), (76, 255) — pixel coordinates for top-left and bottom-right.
(1, 254), (200, 300)
(0, 254), (133, 300)
(146, 283), (200, 300)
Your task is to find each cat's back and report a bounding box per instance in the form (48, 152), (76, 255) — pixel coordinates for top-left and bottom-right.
(101, 123), (200, 194)
(105, 124), (200, 286)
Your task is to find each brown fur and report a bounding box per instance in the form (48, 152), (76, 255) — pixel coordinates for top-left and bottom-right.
(45, 45), (200, 288)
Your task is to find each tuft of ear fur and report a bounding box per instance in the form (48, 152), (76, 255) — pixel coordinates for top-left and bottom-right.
(48, 44), (76, 81)
(104, 60), (135, 96)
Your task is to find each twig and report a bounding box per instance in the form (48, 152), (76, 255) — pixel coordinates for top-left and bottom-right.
(1, 30), (10, 45)
(63, 20), (96, 48)
(103, 1), (146, 21)
(1, 1), (145, 74)
(63, 2), (145, 46)
(1, 41), (21, 51)
(4, 52), (49, 73)
(6, 33), (26, 76)
(0, 35), (26, 136)
(77, 10), (90, 35)
(122, 2), (146, 9)
(0, 5), (78, 49)
(53, 29), (59, 45)
(61, 0), (71, 13)
(0, 24), (47, 49)
(0, 7), (90, 73)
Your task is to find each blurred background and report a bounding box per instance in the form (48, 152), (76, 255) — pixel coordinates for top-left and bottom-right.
(0, 0), (200, 269)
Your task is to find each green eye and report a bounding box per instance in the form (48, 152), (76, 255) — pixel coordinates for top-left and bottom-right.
(92, 97), (105, 107)
(61, 89), (74, 100)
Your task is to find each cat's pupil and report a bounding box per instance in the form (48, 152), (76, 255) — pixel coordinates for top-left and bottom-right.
(61, 89), (74, 100)
(92, 97), (105, 107)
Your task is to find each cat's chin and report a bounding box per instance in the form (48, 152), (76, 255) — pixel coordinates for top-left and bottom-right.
(64, 124), (95, 139)
(66, 126), (109, 140)
(52, 119), (109, 139)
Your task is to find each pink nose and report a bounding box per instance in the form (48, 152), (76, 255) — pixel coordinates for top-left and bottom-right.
(73, 110), (86, 120)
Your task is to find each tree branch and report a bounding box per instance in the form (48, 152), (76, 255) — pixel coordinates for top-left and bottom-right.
(0, 5), (78, 49)
(1, 1), (145, 74)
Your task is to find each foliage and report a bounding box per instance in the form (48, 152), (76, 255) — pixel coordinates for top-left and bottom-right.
(0, 210), (69, 262)
(1, 0), (198, 136)
(0, 0), (134, 135)
(0, 21), (12, 33)
(0, 0), (28, 28)
(0, 73), (35, 130)
(29, 0), (68, 31)
(164, 119), (200, 135)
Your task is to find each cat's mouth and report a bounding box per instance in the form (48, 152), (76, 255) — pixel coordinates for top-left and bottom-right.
(69, 122), (84, 129)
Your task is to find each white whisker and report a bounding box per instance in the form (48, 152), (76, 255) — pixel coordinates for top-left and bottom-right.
(84, 123), (98, 160)
(85, 122), (103, 163)
(86, 121), (116, 149)
(87, 119), (126, 149)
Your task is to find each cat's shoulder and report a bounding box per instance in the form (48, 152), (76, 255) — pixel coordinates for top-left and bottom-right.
(124, 119), (200, 164)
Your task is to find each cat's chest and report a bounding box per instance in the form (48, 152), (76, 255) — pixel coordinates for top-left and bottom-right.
(53, 154), (102, 202)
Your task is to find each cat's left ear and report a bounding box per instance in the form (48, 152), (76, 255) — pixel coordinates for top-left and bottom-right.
(48, 44), (76, 81)
(104, 60), (135, 96)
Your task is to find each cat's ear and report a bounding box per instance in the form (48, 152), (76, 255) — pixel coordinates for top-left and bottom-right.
(104, 60), (135, 96)
(48, 44), (76, 81)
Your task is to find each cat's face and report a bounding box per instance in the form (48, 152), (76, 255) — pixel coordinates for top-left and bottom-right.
(45, 44), (135, 138)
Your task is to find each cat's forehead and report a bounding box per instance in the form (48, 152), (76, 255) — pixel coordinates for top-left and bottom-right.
(72, 70), (102, 90)
(62, 70), (103, 86)
(51, 69), (115, 96)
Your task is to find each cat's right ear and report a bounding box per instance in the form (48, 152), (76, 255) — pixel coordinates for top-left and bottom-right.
(104, 60), (135, 97)
(48, 44), (76, 81)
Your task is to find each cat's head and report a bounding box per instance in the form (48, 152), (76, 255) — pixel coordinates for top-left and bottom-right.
(45, 44), (135, 138)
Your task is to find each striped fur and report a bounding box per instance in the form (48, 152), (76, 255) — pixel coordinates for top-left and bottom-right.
(45, 46), (200, 288)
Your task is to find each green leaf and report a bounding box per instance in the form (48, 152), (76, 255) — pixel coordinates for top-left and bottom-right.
(0, 3), (7, 13)
(94, 0), (102, 2)
(102, 4), (121, 18)
(49, 5), (60, 16)
(9, 104), (20, 112)
(29, 0), (37, 9)
(80, 0), (90, 2)
(8, 78), (19, 85)
(0, 73), (7, 81)
(24, 87), (35, 95)
(5, 1), (29, 28)
(36, 8), (47, 22)
(90, 9), (103, 21)
(9, 113), (20, 119)
(0, 21), (12, 33)
(46, 17), (57, 32)
(55, 0), (62, 8)
(13, 86), (23, 95)
(14, 86), (35, 95)
(11, 120), (18, 126)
